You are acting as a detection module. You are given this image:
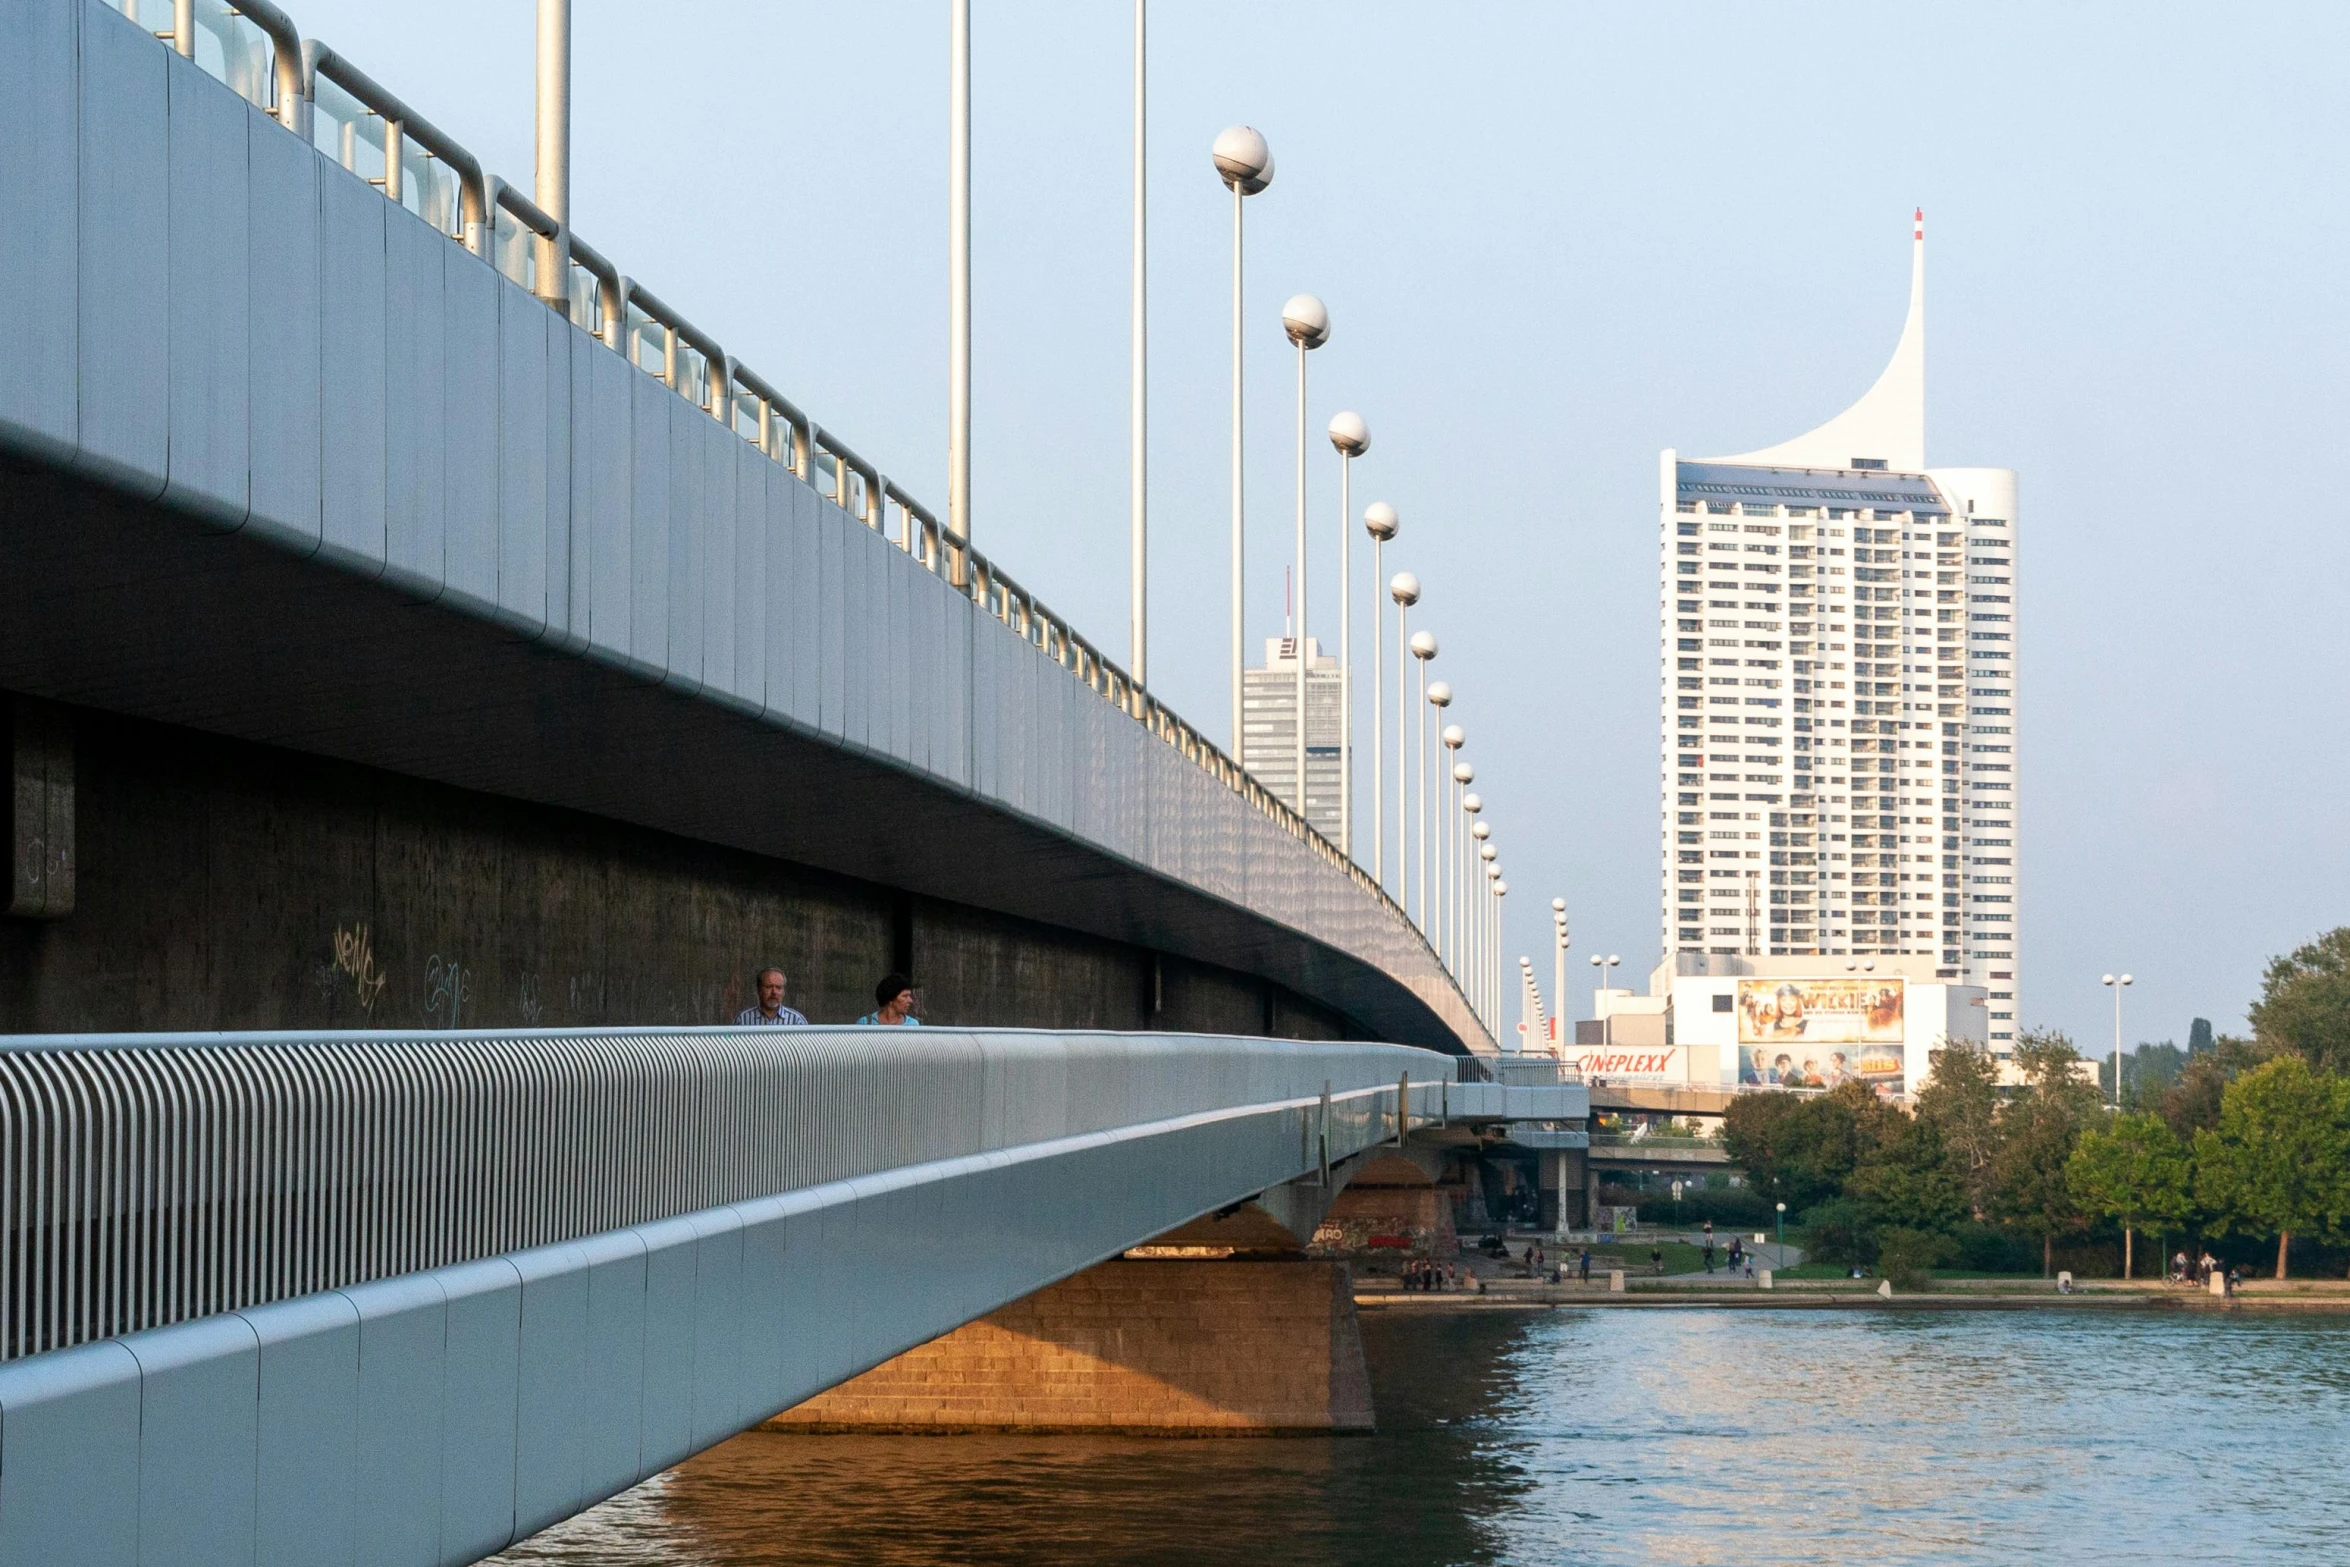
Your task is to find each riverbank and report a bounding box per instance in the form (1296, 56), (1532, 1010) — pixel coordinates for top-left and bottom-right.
(1355, 1276), (2350, 1313)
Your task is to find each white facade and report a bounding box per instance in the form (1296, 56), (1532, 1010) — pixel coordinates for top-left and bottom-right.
(1242, 636), (1343, 840)
(1657, 214), (2022, 1060)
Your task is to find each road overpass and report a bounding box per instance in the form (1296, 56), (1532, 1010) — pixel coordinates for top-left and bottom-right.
(0, 0), (1495, 1054)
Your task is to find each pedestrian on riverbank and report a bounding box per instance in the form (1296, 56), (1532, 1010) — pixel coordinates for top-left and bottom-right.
(1578, 1248), (1591, 1284)
(735, 967), (809, 1026)
(857, 972), (922, 1026)
(1651, 1245), (1664, 1276)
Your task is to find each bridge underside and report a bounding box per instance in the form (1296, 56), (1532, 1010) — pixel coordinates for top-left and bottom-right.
(2, 458), (1368, 1039)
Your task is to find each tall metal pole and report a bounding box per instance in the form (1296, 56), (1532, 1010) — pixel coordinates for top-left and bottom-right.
(1397, 602), (1411, 907)
(949, 0), (972, 543)
(533, 0), (571, 311)
(1292, 337), (1309, 825)
(1415, 662), (1429, 931)
(1128, 0), (1146, 684)
(1370, 530), (1384, 885)
(1229, 181), (1245, 754)
(1337, 452), (1352, 857)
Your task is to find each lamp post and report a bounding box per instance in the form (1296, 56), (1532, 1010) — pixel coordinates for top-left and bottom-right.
(1388, 573), (1419, 902)
(1329, 414), (1369, 858)
(1365, 504), (1398, 885)
(1282, 296), (1330, 826)
(1438, 737), (1457, 967)
(2102, 972), (2134, 1110)
(1213, 127), (1272, 754)
(1425, 677), (1451, 942)
(1485, 861), (1503, 1026)
(1591, 953), (1621, 1048)
(1776, 1200), (1787, 1253)
(949, 0), (972, 542)
(1466, 803), (1485, 1010)
(1552, 897), (1569, 1053)
(1518, 955), (1536, 1055)
(1409, 632), (1438, 929)
(1478, 837), (1498, 1016)
(1128, 0), (1146, 682)
(533, 0), (571, 312)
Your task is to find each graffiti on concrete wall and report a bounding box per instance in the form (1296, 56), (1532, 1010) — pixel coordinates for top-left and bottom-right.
(331, 923), (390, 1014)
(425, 953), (472, 1029)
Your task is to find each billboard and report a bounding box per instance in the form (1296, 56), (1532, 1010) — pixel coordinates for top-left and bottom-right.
(1737, 978), (1905, 1090)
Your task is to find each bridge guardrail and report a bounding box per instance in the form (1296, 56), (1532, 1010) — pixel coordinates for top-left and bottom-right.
(0, 1027), (1450, 1365)
(102, 0), (1487, 1036)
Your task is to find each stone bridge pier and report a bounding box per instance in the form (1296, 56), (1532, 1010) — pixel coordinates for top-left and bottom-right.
(765, 1149), (1457, 1437)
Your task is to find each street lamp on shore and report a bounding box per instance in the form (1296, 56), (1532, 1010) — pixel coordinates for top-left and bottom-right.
(1391, 575), (1421, 905)
(1444, 737), (1468, 969)
(2102, 972), (2134, 1110)
(1213, 125), (1272, 755)
(1776, 1200), (1787, 1253)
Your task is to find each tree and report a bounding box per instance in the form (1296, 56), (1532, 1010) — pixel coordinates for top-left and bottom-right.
(2248, 927), (2350, 1074)
(1721, 1081), (1896, 1215)
(2194, 1055), (2350, 1279)
(1914, 1041), (2002, 1221)
(1992, 1030), (2100, 1276)
(1853, 1113), (1968, 1235)
(2067, 1112), (2194, 1279)
(2160, 1034), (2264, 1142)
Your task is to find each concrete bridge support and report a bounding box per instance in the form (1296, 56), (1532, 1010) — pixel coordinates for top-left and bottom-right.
(766, 1256), (1372, 1436)
(1538, 1147), (1589, 1234)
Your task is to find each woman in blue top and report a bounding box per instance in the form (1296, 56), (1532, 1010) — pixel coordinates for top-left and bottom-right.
(857, 972), (921, 1026)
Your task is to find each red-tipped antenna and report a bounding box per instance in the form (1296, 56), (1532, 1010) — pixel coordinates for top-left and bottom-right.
(1913, 207), (1924, 240)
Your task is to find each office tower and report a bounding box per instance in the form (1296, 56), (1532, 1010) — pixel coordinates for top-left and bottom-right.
(1242, 636), (1343, 840)
(1657, 213), (2020, 1057)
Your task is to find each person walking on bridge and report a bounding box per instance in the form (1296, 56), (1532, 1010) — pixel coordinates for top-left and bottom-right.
(858, 972), (922, 1027)
(736, 968), (808, 1026)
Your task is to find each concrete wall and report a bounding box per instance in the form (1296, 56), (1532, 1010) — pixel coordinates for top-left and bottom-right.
(0, 699), (1347, 1037)
(766, 1257), (1372, 1435)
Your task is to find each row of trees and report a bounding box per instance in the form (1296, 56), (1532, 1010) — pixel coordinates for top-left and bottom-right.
(1720, 926), (2350, 1282)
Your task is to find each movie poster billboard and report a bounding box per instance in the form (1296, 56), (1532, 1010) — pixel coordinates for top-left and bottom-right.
(1736, 978), (1905, 1092)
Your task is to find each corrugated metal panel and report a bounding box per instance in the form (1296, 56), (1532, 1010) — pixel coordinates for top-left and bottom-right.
(0, 0), (79, 464)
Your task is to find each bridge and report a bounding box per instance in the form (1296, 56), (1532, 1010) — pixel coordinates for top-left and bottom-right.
(0, 1027), (1581, 1563)
(0, 5), (1587, 1563)
(0, 0), (1494, 1055)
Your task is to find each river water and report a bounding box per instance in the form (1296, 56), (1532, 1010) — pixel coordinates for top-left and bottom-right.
(492, 1307), (2350, 1565)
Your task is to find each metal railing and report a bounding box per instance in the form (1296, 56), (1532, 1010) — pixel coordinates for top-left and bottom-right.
(0, 1028), (1426, 1364)
(1454, 1056), (1584, 1086)
(103, 0), (1483, 1029)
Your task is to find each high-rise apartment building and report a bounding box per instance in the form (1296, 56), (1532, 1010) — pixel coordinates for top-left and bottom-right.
(1657, 214), (2021, 1057)
(1242, 636), (1343, 840)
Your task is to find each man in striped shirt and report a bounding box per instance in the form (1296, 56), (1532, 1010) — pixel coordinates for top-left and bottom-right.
(735, 967), (809, 1026)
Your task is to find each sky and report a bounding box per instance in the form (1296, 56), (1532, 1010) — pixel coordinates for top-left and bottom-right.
(289, 0), (2349, 1056)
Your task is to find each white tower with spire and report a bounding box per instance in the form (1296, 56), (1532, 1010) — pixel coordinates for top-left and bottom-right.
(1656, 211), (2021, 1063)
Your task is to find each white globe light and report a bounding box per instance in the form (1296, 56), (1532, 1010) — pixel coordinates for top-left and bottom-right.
(1281, 293), (1330, 349)
(1463, 793), (1482, 813)
(1494, 880), (1508, 896)
(1390, 570), (1420, 605)
(1427, 680), (1452, 705)
(1471, 821), (1490, 839)
(1364, 501), (1399, 541)
(1212, 126), (1272, 194)
(1441, 724), (1465, 749)
(1480, 843), (1497, 861)
(1552, 897), (1566, 912)
(1328, 410), (1369, 456)
(1452, 762), (1473, 784)
(1410, 630), (1439, 659)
